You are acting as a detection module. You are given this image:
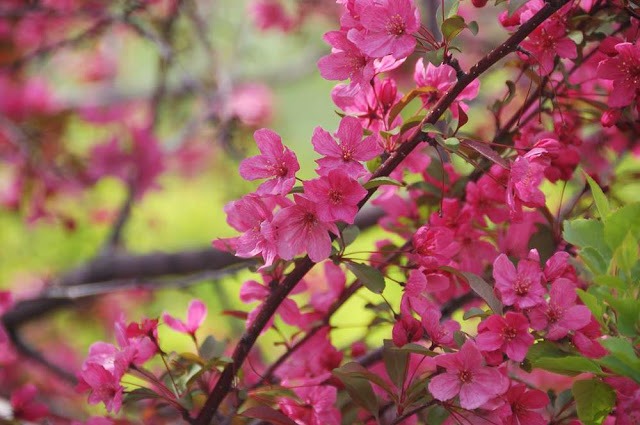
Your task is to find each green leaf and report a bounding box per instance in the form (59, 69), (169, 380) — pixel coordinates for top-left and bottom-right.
(241, 406), (299, 425)
(526, 341), (568, 363)
(366, 156), (382, 173)
(580, 247), (609, 275)
(533, 356), (603, 376)
(603, 203), (640, 251)
(441, 15), (466, 42)
(124, 388), (163, 403)
(444, 0), (460, 18)
(463, 307), (489, 320)
(444, 137), (460, 151)
(585, 174), (610, 219)
(333, 363), (380, 417)
(346, 262), (386, 294)
(394, 343), (438, 357)
(341, 224), (360, 248)
(400, 114), (427, 134)
(599, 338), (640, 383)
(576, 289), (604, 325)
(563, 219), (612, 260)
(363, 176), (405, 190)
(456, 270), (503, 315)
(613, 232), (638, 274)
(198, 335), (221, 360)
(383, 340), (408, 391)
(604, 296), (640, 337)
(421, 122), (443, 135)
(572, 379), (615, 425)
(467, 20), (479, 35)
(593, 275), (625, 289)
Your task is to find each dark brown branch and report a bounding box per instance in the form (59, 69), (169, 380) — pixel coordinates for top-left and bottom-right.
(194, 3), (569, 423)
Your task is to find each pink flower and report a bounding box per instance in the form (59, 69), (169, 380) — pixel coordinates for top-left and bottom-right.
(224, 194), (278, 266)
(597, 41), (640, 107)
(162, 299), (207, 336)
(248, 0), (294, 32)
(506, 148), (548, 220)
(528, 278), (591, 340)
(422, 308), (459, 348)
(77, 363), (124, 413)
(428, 341), (507, 409)
(10, 384), (49, 421)
(312, 116), (382, 178)
(279, 385), (341, 425)
(228, 83), (273, 126)
(348, 0), (420, 59)
(240, 279), (302, 329)
(476, 312), (534, 362)
(413, 59), (480, 116)
(317, 30), (375, 86)
(272, 195), (338, 262)
(303, 169), (367, 224)
(239, 128), (300, 195)
(493, 254), (545, 309)
(392, 314), (424, 347)
(411, 225), (460, 268)
(520, 20), (577, 75)
(497, 384), (550, 425)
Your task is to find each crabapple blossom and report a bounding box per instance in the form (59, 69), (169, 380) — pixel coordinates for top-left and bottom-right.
(239, 128), (300, 195)
(162, 299), (208, 336)
(312, 116), (382, 177)
(493, 254), (545, 309)
(429, 341), (507, 409)
(476, 312), (534, 362)
(303, 169), (367, 224)
(597, 41), (640, 107)
(497, 384), (550, 425)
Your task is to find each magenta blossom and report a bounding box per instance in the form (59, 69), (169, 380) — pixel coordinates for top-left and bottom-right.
(312, 116), (382, 178)
(493, 254), (546, 309)
(162, 299), (207, 336)
(497, 384), (550, 425)
(528, 278), (591, 340)
(77, 363), (124, 413)
(429, 341), (507, 409)
(422, 308), (460, 348)
(348, 0), (420, 59)
(272, 195), (338, 262)
(317, 30), (375, 86)
(303, 169), (367, 224)
(392, 314), (424, 347)
(476, 312), (534, 362)
(597, 41), (640, 107)
(10, 384), (49, 421)
(239, 128), (300, 195)
(279, 385), (341, 425)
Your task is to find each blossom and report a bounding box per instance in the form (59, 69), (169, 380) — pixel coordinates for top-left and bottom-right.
(317, 30), (375, 86)
(347, 0), (420, 59)
(506, 148), (548, 220)
(239, 128), (300, 195)
(303, 169), (367, 224)
(493, 254), (545, 309)
(10, 384), (49, 421)
(497, 384), (550, 425)
(413, 59), (480, 116)
(520, 19), (577, 75)
(476, 312), (534, 362)
(597, 41), (640, 107)
(528, 278), (591, 340)
(279, 385), (341, 425)
(77, 363), (124, 413)
(422, 308), (459, 348)
(392, 314), (424, 347)
(228, 83), (273, 126)
(312, 116), (381, 177)
(162, 299), (207, 336)
(428, 341), (507, 409)
(411, 225), (460, 268)
(272, 195), (338, 262)
(248, 0), (294, 32)
(224, 194), (278, 266)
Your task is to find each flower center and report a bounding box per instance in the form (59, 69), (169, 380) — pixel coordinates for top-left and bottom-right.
(303, 212), (317, 226)
(386, 14), (406, 36)
(328, 189), (344, 204)
(503, 326), (517, 341)
(514, 277), (530, 296)
(341, 147), (354, 161)
(547, 305), (564, 324)
(458, 370), (473, 383)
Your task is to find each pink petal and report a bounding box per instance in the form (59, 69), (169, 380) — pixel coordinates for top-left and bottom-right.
(186, 299), (207, 333)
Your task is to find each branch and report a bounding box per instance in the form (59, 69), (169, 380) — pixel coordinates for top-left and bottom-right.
(194, 4), (570, 423)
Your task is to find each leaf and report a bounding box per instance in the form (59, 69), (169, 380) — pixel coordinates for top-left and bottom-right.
(388, 86), (438, 126)
(604, 296), (640, 337)
(198, 335), (220, 360)
(572, 380), (615, 425)
(463, 307), (489, 320)
(576, 289), (604, 325)
(421, 122), (443, 135)
(443, 137), (460, 151)
(593, 275), (625, 289)
(580, 246), (609, 275)
(288, 186), (304, 194)
(394, 342), (438, 357)
(563, 219), (611, 258)
(124, 388), (163, 403)
(467, 20), (479, 36)
(533, 356), (603, 376)
(341, 224), (360, 248)
(363, 176), (405, 190)
(603, 203), (640, 251)
(441, 15), (466, 42)
(526, 341), (568, 363)
(454, 105), (469, 134)
(444, 269), (503, 315)
(459, 139), (510, 169)
(400, 114), (427, 134)
(585, 174), (610, 219)
(241, 406), (298, 425)
(333, 363), (380, 417)
(346, 262), (386, 294)
(383, 340), (407, 392)
(599, 337), (640, 383)
(613, 232), (638, 274)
